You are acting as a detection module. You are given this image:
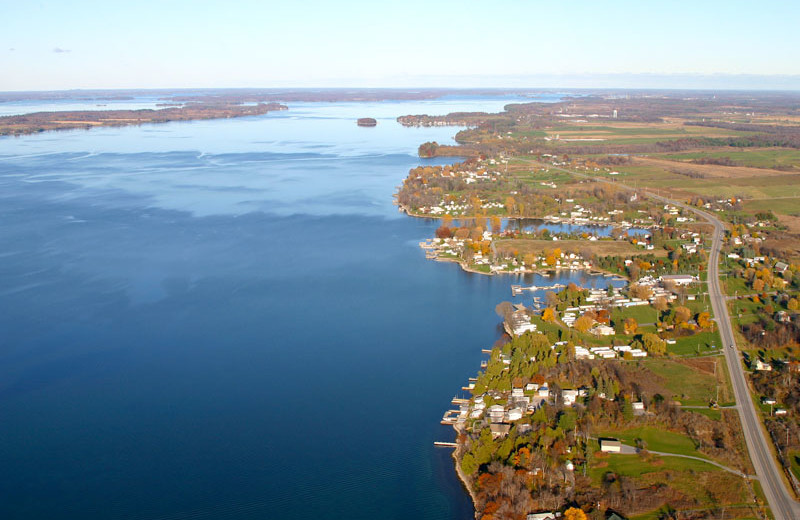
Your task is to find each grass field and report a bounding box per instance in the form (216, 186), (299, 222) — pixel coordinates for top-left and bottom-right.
(494, 238), (666, 257)
(613, 305), (658, 324)
(643, 358), (720, 406)
(671, 330), (724, 356)
(659, 148), (800, 171)
(597, 426), (702, 456)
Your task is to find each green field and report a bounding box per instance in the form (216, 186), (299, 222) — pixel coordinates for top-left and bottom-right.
(643, 358), (719, 406)
(671, 330), (724, 356)
(597, 426), (702, 456)
(588, 453), (717, 482)
(659, 148), (800, 171)
(613, 305), (658, 324)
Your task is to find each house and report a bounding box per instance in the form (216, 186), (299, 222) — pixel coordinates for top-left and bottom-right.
(774, 261), (789, 273)
(507, 408), (524, 421)
(775, 310), (791, 323)
(537, 385), (550, 398)
(600, 439), (622, 453)
(562, 389), (579, 406)
(632, 402), (645, 415)
(490, 423), (511, 438)
(755, 359), (772, 371)
(527, 513), (560, 520)
(488, 404), (505, 422)
(762, 396), (777, 405)
(775, 408), (788, 416)
(591, 324), (615, 336)
(660, 274), (695, 285)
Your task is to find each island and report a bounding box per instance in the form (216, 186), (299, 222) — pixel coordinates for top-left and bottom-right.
(0, 102), (288, 136)
(357, 117), (377, 127)
(398, 91), (800, 520)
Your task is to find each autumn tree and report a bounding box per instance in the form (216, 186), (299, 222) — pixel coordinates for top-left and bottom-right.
(673, 305), (692, 324)
(564, 507), (588, 520)
(641, 333), (667, 356)
(653, 296), (669, 312)
(696, 311), (712, 329)
(542, 307), (557, 323)
(624, 317), (638, 335)
(574, 315), (594, 333)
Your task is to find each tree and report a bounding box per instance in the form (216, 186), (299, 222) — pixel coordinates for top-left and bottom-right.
(574, 315), (594, 333)
(653, 296), (669, 312)
(696, 311), (712, 329)
(789, 298), (799, 311)
(624, 317), (638, 335)
(674, 305), (692, 324)
(490, 215), (502, 234)
(495, 301), (514, 319)
(564, 507), (588, 520)
(641, 333), (667, 356)
(542, 307), (557, 323)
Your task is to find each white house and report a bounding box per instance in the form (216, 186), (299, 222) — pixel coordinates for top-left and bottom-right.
(660, 274), (695, 285)
(755, 359), (772, 371)
(562, 389), (579, 406)
(600, 439), (622, 453)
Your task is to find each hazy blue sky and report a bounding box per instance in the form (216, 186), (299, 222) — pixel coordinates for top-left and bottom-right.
(3, 0), (799, 90)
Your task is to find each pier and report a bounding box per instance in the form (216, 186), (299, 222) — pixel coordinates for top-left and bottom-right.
(511, 283), (566, 296)
(434, 441), (458, 448)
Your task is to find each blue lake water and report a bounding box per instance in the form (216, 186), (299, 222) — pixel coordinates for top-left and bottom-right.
(0, 95), (618, 519)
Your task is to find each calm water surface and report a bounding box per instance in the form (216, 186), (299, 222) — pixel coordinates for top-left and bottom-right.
(0, 95), (616, 519)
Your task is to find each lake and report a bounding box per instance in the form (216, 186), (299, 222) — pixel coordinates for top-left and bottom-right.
(0, 94), (619, 519)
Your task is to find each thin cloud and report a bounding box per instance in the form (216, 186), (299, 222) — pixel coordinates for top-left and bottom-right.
(52, 47), (71, 54)
(9, 48), (15, 52)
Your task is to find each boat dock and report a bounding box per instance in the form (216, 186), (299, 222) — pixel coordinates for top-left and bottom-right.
(434, 442), (458, 448)
(511, 283), (566, 296)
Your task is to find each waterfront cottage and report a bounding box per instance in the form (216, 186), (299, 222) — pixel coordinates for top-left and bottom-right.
(490, 423), (511, 439)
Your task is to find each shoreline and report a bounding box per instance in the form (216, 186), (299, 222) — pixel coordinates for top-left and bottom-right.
(450, 424), (479, 519)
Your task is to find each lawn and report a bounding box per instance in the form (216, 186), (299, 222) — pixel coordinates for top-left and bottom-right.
(597, 426), (702, 456)
(588, 453), (717, 482)
(613, 305), (658, 324)
(643, 358), (719, 406)
(670, 330), (724, 356)
(493, 238), (659, 257)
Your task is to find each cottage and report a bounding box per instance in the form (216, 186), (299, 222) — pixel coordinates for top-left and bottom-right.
(507, 408), (524, 421)
(600, 439), (622, 453)
(562, 389), (579, 406)
(755, 359), (772, 371)
(775, 408), (788, 416)
(526, 513), (560, 520)
(537, 385), (550, 398)
(591, 324), (615, 336)
(762, 396), (777, 405)
(490, 423), (511, 438)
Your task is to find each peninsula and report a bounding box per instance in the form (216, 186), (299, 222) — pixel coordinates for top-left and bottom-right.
(0, 102), (287, 136)
(400, 91), (800, 520)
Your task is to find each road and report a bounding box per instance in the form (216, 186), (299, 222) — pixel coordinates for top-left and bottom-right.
(649, 194), (800, 520)
(535, 160), (800, 518)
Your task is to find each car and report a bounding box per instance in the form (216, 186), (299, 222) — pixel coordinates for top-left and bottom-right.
(730, 344), (735, 349)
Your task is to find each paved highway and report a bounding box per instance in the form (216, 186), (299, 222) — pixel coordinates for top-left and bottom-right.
(650, 195), (800, 520)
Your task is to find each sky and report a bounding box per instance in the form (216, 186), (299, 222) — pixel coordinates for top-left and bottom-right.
(2, 0), (800, 91)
